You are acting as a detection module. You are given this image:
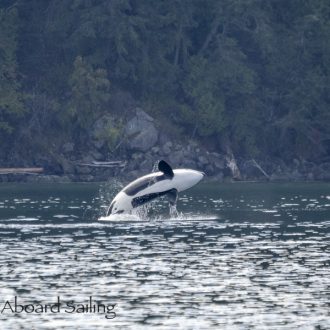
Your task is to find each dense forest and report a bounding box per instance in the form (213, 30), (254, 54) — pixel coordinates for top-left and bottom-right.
(1, 0), (330, 178)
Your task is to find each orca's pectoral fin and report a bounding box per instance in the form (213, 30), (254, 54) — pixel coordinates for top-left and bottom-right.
(158, 160), (174, 179)
(131, 188), (178, 209)
(166, 188), (178, 206)
(132, 191), (166, 208)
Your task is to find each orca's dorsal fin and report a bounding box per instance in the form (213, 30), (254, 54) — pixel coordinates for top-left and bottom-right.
(158, 160), (174, 179)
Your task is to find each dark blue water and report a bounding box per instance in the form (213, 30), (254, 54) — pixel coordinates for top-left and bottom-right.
(0, 182), (329, 329)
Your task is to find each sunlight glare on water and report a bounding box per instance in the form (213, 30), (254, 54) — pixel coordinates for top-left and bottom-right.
(0, 182), (329, 329)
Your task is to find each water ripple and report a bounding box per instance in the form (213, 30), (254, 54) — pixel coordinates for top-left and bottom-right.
(0, 182), (329, 329)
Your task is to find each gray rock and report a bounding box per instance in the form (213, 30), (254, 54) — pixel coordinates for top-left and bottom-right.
(321, 172), (330, 181)
(124, 108), (158, 152)
(82, 155), (95, 163)
(137, 153), (155, 171)
(151, 146), (160, 154)
(306, 172), (314, 181)
(320, 162), (330, 173)
(166, 141), (173, 148)
(293, 158), (300, 167)
(208, 154), (226, 170)
(62, 142), (74, 154)
(60, 159), (75, 174)
(182, 148), (191, 157)
(205, 164), (215, 175)
(92, 139), (105, 150)
(241, 160), (262, 179)
(78, 175), (94, 182)
(198, 155), (208, 166)
(290, 169), (304, 181)
(132, 153), (142, 160)
(313, 164), (330, 180)
(158, 133), (171, 145)
(75, 165), (93, 175)
(91, 116), (108, 139)
(126, 170), (145, 181)
(26, 175), (71, 183)
(90, 115), (120, 150)
(110, 90), (136, 114)
(139, 159), (150, 171)
(91, 150), (104, 161)
(174, 144), (181, 151)
(207, 172), (224, 182)
(162, 141), (173, 155)
(168, 151), (184, 166)
(215, 158), (225, 170)
(270, 173), (291, 182)
(182, 159), (197, 168)
(301, 161), (314, 174)
(0, 175), (8, 182)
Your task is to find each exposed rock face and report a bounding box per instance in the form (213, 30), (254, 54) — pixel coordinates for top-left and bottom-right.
(3, 102), (329, 183)
(62, 142), (75, 154)
(162, 141), (172, 155)
(208, 153), (226, 170)
(313, 162), (330, 180)
(59, 158), (75, 174)
(168, 150), (185, 166)
(124, 108), (158, 152)
(90, 115), (113, 150)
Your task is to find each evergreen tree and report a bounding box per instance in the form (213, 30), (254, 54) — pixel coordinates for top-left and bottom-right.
(0, 0), (329, 162)
(0, 7), (24, 135)
(68, 56), (111, 129)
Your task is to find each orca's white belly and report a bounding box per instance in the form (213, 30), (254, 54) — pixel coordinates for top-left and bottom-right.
(132, 169), (203, 197)
(106, 161), (204, 215)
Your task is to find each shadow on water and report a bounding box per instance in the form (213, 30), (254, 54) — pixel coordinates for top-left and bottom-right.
(0, 182), (329, 329)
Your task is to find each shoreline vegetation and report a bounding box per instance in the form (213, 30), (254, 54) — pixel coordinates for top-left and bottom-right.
(0, 1), (329, 183)
(0, 151), (329, 184)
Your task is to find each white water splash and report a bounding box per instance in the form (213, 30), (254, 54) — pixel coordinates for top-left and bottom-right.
(98, 160), (185, 221)
(132, 203), (151, 219)
(98, 213), (219, 223)
(87, 179), (124, 220)
(146, 159), (160, 187)
(169, 203), (180, 218)
(98, 213), (141, 222)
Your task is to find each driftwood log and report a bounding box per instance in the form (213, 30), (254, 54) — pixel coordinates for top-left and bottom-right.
(0, 168), (44, 175)
(75, 161), (127, 168)
(251, 159), (270, 179)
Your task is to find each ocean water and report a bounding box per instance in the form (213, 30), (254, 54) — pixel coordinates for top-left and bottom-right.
(0, 182), (329, 329)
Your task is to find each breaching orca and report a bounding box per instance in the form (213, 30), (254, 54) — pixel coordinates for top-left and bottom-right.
(107, 160), (204, 215)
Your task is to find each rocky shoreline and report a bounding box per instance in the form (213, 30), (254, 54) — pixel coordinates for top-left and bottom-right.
(1, 108), (329, 184)
(1, 148), (329, 184)
(1, 157), (329, 184)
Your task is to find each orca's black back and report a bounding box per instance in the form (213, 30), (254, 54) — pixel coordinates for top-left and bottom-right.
(123, 173), (167, 196)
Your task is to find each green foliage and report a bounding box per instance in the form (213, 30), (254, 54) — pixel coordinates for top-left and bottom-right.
(0, 7), (24, 135)
(93, 117), (122, 152)
(1, 0), (329, 161)
(68, 56), (111, 128)
(180, 56), (226, 137)
(105, 125), (121, 151)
